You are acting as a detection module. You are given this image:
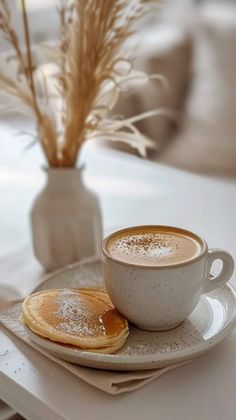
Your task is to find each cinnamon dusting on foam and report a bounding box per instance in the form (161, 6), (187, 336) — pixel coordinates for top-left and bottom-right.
(107, 227), (202, 267)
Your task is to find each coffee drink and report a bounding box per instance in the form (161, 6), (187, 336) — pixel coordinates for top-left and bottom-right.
(106, 226), (203, 267)
(102, 225), (234, 330)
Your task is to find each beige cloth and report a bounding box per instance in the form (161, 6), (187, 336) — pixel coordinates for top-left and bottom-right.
(0, 249), (189, 395)
(0, 303), (188, 395)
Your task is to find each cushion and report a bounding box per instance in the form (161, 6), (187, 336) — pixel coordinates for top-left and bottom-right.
(109, 26), (192, 154)
(159, 3), (236, 177)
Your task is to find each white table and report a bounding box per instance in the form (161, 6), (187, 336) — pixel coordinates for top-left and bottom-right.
(1, 123), (236, 420)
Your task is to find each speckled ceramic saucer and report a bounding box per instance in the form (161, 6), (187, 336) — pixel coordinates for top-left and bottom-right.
(28, 257), (236, 371)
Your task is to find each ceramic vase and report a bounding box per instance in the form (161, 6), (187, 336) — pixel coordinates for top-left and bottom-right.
(31, 168), (103, 271)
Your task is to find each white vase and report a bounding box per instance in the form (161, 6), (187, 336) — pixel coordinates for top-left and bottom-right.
(31, 168), (103, 271)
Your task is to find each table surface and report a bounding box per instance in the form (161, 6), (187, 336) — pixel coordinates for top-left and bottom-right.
(0, 122), (236, 420)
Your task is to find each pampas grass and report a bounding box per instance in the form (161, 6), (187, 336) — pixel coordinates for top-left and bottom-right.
(0, 0), (163, 167)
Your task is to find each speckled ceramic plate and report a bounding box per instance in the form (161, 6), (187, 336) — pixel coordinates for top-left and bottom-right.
(28, 257), (236, 371)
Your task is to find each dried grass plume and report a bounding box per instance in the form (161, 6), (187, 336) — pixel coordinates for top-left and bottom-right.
(0, 0), (163, 167)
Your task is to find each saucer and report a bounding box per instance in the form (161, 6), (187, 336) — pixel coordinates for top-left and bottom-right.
(29, 257), (236, 371)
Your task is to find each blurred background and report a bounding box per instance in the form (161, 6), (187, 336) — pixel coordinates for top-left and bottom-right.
(1, 0), (236, 179)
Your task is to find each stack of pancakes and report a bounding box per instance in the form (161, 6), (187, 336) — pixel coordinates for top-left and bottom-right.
(22, 288), (129, 353)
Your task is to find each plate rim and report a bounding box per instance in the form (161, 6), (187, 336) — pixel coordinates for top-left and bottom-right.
(29, 258), (236, 367)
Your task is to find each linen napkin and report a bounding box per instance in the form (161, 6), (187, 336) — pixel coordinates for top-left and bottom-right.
(0, 249), (190, 395)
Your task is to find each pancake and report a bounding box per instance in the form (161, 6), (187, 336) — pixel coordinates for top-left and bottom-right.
(22, 288), (129, 353)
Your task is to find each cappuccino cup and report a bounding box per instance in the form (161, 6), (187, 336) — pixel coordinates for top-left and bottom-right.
(102, 225), (234, 331)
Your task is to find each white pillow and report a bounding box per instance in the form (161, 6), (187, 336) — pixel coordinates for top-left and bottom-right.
(110, 26), (191, 154)
(159, 3), (236, 177)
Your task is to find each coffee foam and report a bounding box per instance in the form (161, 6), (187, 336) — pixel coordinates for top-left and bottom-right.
(106, 227), (203, 267)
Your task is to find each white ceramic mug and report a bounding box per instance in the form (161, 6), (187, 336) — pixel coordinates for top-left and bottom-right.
(102, 226), (234, 331)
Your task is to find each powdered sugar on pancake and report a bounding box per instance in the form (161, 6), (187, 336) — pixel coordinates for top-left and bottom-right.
(52, 289), (106, 337)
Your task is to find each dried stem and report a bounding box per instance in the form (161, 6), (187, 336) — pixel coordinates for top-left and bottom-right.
(0, 0), (27, 77)
(58, 0), (74, 125)
(21, 0), (39, 116)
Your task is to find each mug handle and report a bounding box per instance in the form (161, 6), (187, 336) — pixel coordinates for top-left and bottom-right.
(204, 248), (234, 293)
